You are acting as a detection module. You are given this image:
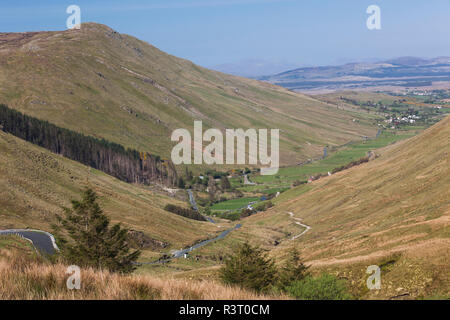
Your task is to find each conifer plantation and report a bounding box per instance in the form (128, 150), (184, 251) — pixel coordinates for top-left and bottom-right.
(0, 104), (178, 186)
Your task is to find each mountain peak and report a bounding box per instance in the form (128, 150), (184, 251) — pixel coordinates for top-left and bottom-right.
(77, 22), (119, 35)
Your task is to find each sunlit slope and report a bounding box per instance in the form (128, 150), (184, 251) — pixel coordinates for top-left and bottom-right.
(0, 23), (376, 166)
(0, 131), (217, 249)
(245, 115), (449, 264)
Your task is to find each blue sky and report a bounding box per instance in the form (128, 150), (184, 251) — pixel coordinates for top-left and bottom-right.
(1, 0), (449, 67)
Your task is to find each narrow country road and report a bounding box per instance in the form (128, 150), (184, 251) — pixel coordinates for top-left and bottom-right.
(286, 212), (311, 240)
(187, 189), (198, 211)
(187, 189), (215, 223)
(171, 223), (242, 258)
(138, 224), (242, 265)
(0, 229), (59, 255)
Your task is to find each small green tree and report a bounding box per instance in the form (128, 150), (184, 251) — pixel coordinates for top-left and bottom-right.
(220, 176), (232, 191)
(178, 177), (185, 189)
(54, 188), (140, 273)
(208, 176), (217, 201)
(278, 248), (309, 290)
(220, 242), (277, 293)
(185, 167), (193, 182)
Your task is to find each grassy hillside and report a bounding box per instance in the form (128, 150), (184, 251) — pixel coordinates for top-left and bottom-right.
(0, 237), (282, 300)
(0, 130), (221, 252)
(180, 116), (449, 298)
(0, 23), (376, 168)
(242, 115), (450, 298)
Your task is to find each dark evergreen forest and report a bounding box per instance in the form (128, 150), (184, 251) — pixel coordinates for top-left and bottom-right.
(164, 204), (206, 221)
(0, 104), (177, 186)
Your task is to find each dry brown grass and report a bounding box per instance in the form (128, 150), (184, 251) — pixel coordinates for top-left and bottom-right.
(241, 115), (450, 262)
(0, 130), (221, 251)
(204, 116), (450, 298)
(0, 23), (376, 167)
(0, 246), (282, 300)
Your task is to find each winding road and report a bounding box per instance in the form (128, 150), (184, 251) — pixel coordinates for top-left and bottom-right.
(0, 229), (59, 255)
(187, 189), (215, 223)
(0, 211), (308, 262)
(138, 223), (242, 265)
(171, 223), (242, 258)
(187, 189), (198, 211)
(287, 212), (311, 240)
(135, 190), (244, 265)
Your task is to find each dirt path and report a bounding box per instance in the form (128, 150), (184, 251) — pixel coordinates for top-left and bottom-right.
(287, 212), (311, 240)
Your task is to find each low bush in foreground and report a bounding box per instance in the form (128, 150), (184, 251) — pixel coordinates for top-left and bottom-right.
(220, 242), (277, 293)
(220, 243), (353, 300)
(0, 245), (283, 300)
(287, 274), (353, 300)
(220, 243), (309, 294)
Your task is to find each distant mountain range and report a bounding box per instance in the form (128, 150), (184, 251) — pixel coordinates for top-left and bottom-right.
(258, 56), (450, 92)
(211, 59), (302, 78)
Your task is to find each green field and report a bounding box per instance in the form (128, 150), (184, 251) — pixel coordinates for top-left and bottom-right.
(207, 126), (424, 221)
(249, 129), (418, 187)
(210, 197), (260, 212)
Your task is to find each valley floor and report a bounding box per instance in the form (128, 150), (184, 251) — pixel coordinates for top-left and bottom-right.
(136, 116), (450, 299)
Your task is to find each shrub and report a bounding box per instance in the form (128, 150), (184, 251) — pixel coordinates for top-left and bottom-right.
(293, 180), (306, 187)
(220, 176), (232, 191)
(240, 208), (256, 218)
(177, 177), (185, 189)
(220, 242), (277, 293)
(196, 197), (209, 207)
(217, 211), (241, 221)
(287, 274), (353, 300)
(254, 201), (273, 213)
(164, 204), (206, 221)
(332, 157), (370, 174)
(277, 248), (309, 290)
(235, 190), (244, 198)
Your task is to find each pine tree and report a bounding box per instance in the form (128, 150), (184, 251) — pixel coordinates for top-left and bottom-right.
(220, 242), (277, 293)
(54, 188), (141, 273)
(278, 248), (309, 290)
(208, 176), (216, 201)
(178, 177), (185, 189)
(0, 104), (177, 187)
(220, 176), (232, 191)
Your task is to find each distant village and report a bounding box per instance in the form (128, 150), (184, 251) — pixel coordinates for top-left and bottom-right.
(383, 114), (421, 128)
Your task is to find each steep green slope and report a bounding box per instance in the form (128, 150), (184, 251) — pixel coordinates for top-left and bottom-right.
(0, 130), (219, 252)
(237, 115), (450, 298)
(173, 116), (449, 297)
(0, 23), (376, 167)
